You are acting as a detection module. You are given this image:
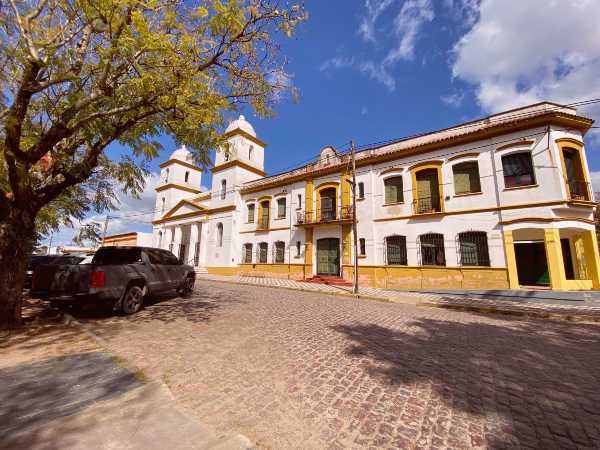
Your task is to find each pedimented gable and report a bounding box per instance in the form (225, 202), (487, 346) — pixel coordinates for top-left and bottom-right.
(163, 199), (206, 219)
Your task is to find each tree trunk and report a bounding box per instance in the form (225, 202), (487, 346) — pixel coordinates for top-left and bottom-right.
(0, 210), (36, 330)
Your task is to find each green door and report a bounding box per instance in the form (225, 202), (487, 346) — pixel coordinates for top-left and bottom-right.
(317, 238), (340, 275)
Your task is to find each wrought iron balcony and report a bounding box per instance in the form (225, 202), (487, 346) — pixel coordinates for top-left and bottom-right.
(566, 179), (592, 201)
(296, 206), (354, 226)
(412, 195), (443, 215)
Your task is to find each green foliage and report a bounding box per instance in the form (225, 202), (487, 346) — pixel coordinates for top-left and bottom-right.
(72, 221), (102, 246)
(0, 0), (306, 234)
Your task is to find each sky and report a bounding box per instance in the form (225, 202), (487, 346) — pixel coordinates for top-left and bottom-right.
(50, 0), (600, 246)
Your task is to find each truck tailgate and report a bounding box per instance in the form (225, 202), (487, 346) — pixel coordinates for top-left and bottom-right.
(32, 264), (91, 296)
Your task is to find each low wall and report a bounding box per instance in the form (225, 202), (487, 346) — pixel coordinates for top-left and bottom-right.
(238, 264), (308, 280)
(207, 264), (510, 289)
(341, 265), (510, 290)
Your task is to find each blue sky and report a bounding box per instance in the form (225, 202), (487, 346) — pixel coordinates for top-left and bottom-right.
(51, 0), (600, 246)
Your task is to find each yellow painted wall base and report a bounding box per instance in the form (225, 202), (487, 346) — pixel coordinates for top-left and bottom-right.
(341, 265), (510, 290)
(207, 267), (240, 276)
(238, 264), (307, 280)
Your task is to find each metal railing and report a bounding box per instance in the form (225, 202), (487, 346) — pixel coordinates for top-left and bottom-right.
(566, 179), (592, 201)
(412, 195), (443, 215)
(296, 205), (354, 225)
(256, 217), (269, 230)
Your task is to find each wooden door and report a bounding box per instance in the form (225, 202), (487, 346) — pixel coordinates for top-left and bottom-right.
(317, 238), (340, 275)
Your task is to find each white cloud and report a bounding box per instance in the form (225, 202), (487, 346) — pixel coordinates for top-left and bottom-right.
(384, 0), (434, 64)
(451, 0), (600, 119)
(48, 172), (161, 246)
(319, 56), (356, 72)
(441, 90), (465, 107)
(267, 69), (295, 103)
(359, 0), (395, 42)
(322, 0), (434, 91)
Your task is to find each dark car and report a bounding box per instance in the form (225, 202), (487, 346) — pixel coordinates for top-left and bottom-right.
(31, 246), (195, 314)
(25, 254), (85, 288)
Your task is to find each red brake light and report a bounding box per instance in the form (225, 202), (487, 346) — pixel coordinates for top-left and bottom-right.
(90, 271), (106, 288)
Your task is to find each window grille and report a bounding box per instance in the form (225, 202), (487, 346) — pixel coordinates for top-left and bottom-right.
(502, 152), (535, 188)
(277, 198), (286, 219)
(243, 243), (253, 263)
(385, 236), (407, 265)
(458, 231), (490, 266)
(247, 204), (255, 223)
(419, 233), (445, 266)
(274, 241), (285, 263)
(384, 176), (403, 204)
(258, 242), (268, 263)
(453, 161), (481, 194)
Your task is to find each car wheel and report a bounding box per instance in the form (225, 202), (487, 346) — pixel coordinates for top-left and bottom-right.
(122, 285), (144, 315)
(179, 276), (195, 297)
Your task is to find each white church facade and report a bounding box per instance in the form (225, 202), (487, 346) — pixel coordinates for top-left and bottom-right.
(153, 103), (600, 291)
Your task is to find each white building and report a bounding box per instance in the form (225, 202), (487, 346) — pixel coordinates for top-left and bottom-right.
(153, 103), (600, 291)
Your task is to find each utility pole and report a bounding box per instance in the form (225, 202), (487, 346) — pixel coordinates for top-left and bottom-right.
(351, 141), (359, 294)
(100, 215), (110, 247)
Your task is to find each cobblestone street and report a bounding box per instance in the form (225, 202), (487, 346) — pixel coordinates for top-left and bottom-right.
(78, 280), (600, 449)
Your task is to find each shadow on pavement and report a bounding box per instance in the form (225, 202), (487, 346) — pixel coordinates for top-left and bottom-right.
(0, 352), (143, 449)
(332, 318), (600, 449)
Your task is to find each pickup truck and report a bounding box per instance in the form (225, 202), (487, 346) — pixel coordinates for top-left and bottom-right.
(31, 246), (196, 314)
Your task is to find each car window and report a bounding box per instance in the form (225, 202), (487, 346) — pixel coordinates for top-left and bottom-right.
(92, 248), (143, 265)
(160, 250), (180, 265)
(145, 249), (164, 265)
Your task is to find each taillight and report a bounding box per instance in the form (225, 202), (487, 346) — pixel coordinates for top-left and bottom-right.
(90, 271), (106, 288)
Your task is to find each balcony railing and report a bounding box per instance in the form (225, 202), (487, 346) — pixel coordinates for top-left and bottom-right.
(413, 195), (443, 215)
(257, 217), (269, 230)
(566, 179), (592, 201)
(296, 206), (354, 225)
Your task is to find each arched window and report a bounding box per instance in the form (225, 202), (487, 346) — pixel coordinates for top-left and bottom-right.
(248, 145), (254, 160)
(453, 161), (481, 195)
(258, 242), (268, 263)
(243, 243), (253, 263)
(502, 152), (535, 188)
(274, 241), (285, 263)
(419, 233), (445, 266)
(247, 203), (255, 223)
(220, 179), (226, 200)
(157, 231), (163, 248)
(384, 176), (403, 204)
(164, 168), (169, 183)
(386, 236), (407, 265)
(458, 231), (490, 266)
(184, 171), (190, 183)
(161, 197), (166, 212)
(296, 240), (301, 257)
(216, 223), (223, 247)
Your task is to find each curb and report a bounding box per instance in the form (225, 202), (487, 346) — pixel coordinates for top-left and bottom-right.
(423, 302), (600, 323)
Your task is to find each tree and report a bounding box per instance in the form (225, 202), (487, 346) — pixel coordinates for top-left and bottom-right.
(0, 0), (306, 329)
(72, 222), (101, 247)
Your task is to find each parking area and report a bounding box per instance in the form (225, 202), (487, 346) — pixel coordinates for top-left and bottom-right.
(71, 280), (600, 449)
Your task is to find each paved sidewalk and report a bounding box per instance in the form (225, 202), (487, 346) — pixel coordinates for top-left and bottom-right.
(0, 310), (252, 450)
(197, 274), (600, 320)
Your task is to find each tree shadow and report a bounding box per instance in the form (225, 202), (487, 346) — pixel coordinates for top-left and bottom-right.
(0, 352), (144, 449)
(332, 317), (600, 449)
